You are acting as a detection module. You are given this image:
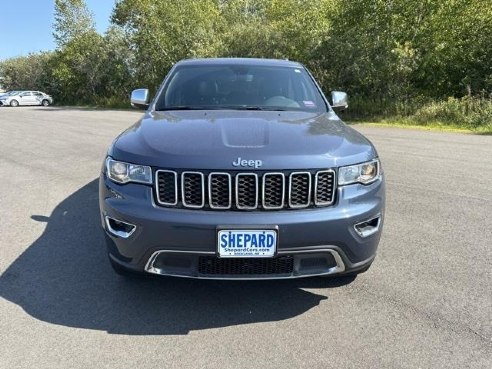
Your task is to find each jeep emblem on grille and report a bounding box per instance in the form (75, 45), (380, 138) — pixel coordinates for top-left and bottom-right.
(232, 157), (263, 169)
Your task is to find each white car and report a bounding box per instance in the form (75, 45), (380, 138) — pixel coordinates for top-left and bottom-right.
(0, 91), (53, 107)
(0, 90), (19, 98)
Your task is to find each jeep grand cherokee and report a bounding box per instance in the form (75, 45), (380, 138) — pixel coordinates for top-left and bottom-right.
(99, 58), (385, 279)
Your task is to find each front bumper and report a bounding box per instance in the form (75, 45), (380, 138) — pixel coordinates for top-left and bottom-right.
(99, 174), (385, 279)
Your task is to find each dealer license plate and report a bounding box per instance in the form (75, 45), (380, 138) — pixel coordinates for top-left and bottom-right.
(218, 229), (277, 258)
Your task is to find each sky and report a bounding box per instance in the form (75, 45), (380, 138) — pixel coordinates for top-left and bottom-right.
(0, 0), (115, 61)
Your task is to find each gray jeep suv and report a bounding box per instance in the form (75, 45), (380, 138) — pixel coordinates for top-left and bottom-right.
(99, 58), (385, 279)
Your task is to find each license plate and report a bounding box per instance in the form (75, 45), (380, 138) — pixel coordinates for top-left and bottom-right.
(218, 229), (277, 258)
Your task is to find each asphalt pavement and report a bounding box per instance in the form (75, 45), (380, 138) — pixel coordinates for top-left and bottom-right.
(0, 107), (490, 369)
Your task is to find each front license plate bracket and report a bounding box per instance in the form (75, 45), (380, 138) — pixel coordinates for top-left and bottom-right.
(217, 225), (279, 258)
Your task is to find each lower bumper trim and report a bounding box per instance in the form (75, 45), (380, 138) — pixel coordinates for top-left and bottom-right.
(144, 248), (346, 280)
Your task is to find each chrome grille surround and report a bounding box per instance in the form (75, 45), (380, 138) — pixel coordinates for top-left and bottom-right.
(155, 169), (336, 211)
(181, 171), (205, 208)
(208, 172), (232, 209)
(314, 169), (336, 206)
(262, 172), (285, 210)
(288, 172), (312, 209)
(155, 170), (178, 206)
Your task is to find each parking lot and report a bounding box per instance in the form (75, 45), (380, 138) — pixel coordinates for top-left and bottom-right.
(0, 107), (490, 368)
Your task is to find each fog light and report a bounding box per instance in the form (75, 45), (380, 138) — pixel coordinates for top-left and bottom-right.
(354, 215), (381, 237)
(105, 216), (136, 238)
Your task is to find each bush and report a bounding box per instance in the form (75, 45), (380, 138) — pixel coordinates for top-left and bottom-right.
(411, 97), (492, 129)
(343, 96), (426, 120)
(341, 95), (492, 131)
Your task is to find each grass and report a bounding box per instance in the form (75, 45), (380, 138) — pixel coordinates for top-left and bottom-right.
(346, 119), (490, 134)
(343, 96), (492, 134)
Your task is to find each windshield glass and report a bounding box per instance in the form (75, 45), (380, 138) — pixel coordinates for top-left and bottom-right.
(155, 64), (327, 112)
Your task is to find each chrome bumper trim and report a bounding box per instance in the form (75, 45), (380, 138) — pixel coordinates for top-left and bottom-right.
(144, 247), (346, 279)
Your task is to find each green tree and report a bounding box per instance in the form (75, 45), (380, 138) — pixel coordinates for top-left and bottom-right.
(53, 0), (95, 47)
(51, 31), (107, 103)
(112, 0), (223, 91)
(220, 0), (332, 63)
(0, 52), (54, 91)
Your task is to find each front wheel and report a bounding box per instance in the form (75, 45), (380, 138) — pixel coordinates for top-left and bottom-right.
(41, 99), (50, 107)
(10, 99), (19, 107)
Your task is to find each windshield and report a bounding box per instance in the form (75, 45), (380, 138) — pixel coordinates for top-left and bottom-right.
(155, 64), (327, 112)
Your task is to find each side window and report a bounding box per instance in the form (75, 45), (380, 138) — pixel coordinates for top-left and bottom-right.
(21, 92), (32, 97)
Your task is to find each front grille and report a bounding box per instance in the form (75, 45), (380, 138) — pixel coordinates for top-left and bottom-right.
(198, 256), (294, 275)
(155, 169), (335, 210)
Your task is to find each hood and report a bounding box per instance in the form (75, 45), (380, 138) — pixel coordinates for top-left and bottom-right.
(111, 110), (377, 170)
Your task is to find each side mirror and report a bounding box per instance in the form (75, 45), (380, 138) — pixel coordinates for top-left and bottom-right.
(331, 91), (348, 111)
(130, 89), (149, 110)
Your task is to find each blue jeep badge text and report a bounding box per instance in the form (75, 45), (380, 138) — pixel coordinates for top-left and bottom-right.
(232, 157), (263, 169)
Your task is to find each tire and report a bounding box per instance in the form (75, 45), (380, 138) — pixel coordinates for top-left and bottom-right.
(10, 99), (19, 107)
(41, 99), (50, 107)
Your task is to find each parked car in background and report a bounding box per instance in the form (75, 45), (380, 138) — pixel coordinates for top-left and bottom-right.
(0, 91), (53, 107)
(0, 90), (20, 98)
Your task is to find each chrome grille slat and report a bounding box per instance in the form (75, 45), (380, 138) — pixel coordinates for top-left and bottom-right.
(155, 169), (335, 210)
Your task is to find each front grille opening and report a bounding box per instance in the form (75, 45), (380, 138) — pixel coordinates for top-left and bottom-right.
(182, 172), (204, 207)
(289, 172), (311, 207)
(263, 173), (284, 208)
(315, 171), (335, 205)
(198, 256), (294, 275)
(209, 173), (231, 209)
(236, 174), (258, 209)
(156, 171), (177, 205)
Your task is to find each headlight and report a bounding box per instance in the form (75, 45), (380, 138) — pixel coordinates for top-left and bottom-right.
(338, 159), (380, 185)
(105, 157), (152, 184)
